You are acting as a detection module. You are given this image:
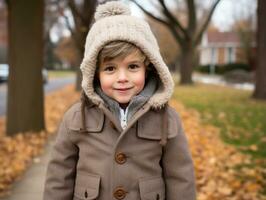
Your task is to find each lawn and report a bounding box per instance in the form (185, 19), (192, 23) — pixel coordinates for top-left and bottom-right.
(47, 70), (76, 78)
(173, 82), (266, 159)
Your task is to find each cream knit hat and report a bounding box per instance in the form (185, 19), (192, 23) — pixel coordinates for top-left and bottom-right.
(80, 1), (174, 109)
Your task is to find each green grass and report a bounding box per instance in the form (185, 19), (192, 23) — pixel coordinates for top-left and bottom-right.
(173, 82), (266, 159)
(48, 70), (75, 78)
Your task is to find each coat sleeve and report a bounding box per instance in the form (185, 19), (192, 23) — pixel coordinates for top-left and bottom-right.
(162, 110), (196, 200)
(43, 115), (78, 200)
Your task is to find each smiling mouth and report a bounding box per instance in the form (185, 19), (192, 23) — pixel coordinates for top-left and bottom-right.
(114, 87), (133, 91)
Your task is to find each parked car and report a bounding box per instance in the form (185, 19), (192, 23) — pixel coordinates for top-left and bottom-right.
(43, 68), (48, 84)
(0, 64), (48, 83)
(0, 64), (8, 82)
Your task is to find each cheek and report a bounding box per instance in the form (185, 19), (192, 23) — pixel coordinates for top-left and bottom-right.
(134, 71), (146, 90)
(99, 73), (113, 92)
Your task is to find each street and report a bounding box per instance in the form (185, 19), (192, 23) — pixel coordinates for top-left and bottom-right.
(0, 77), (75, 116)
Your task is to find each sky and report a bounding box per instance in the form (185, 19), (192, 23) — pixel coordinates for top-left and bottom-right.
(211, 0), (257, 31)
(130, 0), (257, 31)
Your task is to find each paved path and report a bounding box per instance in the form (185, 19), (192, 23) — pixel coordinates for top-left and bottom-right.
(0, 138), (55, 200)
(192, 73), (254, 91)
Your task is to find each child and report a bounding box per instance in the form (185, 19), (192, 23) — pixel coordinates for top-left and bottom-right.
(43, 1), (196, 200)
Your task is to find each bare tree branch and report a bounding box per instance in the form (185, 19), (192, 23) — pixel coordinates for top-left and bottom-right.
(158, 0), (189, 39)
(68, 0), (87, 25)
(82, 0), (97, 27)
(63, 13), (75, 36)
(168, 26), (185, 47)
(130, 0), (185, 45)
(54, 1), (74, 36)
(130, 0), (170, 27)
(129, 0), (221, 84)
(131, 0), (185, 45)
(194, 0), (221, 45)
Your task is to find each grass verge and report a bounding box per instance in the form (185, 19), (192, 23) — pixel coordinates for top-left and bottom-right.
(173, 82), (266, 159)
(47, 70), (75, 78)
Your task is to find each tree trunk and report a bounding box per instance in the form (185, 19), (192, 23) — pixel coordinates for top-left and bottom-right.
(7, 0), (45, 135)
(253, 0), (266, 100)
(130, 0), (221, 86)
(179, 45), (195, 84)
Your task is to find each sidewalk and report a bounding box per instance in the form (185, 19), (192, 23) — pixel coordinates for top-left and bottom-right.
(0, 138), (54, 200)
(192, 72), (254, 91)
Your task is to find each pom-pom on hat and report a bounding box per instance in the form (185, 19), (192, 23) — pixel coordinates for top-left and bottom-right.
(80, 1), (174, 109)
(94, 1), (131, 21)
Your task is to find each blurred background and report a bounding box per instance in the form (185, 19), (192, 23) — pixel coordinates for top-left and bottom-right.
(0, 0), (265, 199)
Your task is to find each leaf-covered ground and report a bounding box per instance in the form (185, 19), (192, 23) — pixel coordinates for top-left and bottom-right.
(170, 100), (265, 200)
(0, 85), (265, 199)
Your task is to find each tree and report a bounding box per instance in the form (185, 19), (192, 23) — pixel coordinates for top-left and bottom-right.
(230, 0), (257, 71)
(44, 0), (64, 70)
(130, 0), (221, 84)
(6, 0), (45, 135)
(147, 17), (180, 71)
(66, 0), (98, 90)
(54, 0), (98, 90)
(253, 0), (266, 100)
(54, 36), (79, 68)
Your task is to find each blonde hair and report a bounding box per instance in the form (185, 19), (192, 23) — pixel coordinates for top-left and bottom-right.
(98, 41), (150, 66)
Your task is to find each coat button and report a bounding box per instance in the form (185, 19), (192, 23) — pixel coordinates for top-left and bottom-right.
(113, 186), (127, 200)
(84, 190), (88, 198)
(115, 152), (127, 164)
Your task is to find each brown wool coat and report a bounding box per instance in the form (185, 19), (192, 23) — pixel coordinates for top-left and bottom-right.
(43, 100), (196, 200)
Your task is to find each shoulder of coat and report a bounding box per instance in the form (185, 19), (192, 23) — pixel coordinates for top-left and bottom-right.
(62, 101), (82, 121)
(149, 104), (181, 122)
(165, 105), (184, 138)
(166, 105), (181, 120)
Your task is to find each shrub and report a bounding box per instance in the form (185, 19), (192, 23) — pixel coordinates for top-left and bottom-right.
(196, 63), (251, 74)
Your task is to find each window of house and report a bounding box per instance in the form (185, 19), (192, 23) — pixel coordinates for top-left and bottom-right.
(227, 47), (235, 63)
(211, 47), (217, 65)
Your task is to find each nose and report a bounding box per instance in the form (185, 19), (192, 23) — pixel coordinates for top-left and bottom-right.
(117, 69), (128, 83)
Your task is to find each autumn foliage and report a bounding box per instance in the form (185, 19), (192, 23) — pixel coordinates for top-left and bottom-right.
(0, 85), (80, 197)
(0, 85), (265, 199)
(170, 100), (265, 200)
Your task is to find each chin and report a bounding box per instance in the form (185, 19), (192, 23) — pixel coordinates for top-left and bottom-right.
(116, 99), (130, 104)
(117, 100), (130, 104)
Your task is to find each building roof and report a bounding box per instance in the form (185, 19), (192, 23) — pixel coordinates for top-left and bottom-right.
(207, 31), (240, 44)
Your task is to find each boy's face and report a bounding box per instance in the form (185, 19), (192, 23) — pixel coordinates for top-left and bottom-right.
(99, 52), (146, 108)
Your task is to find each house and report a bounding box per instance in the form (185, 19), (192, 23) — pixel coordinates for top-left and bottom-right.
(199, 31), (255, 67)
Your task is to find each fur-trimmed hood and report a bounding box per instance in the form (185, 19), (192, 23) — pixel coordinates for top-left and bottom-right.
(80, 1), (174, 109)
